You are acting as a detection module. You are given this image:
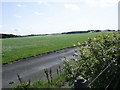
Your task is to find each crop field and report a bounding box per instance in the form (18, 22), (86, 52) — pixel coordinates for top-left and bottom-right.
(2, 32), (108, 64)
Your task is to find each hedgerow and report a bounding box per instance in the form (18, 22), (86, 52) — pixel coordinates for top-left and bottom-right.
(63, 32), (120, 88)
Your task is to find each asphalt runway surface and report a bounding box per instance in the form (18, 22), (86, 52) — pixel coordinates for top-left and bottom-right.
(2, 47), (79, 88)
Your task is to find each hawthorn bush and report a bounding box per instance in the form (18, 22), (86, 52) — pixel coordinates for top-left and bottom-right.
(63, 32), (120, 88)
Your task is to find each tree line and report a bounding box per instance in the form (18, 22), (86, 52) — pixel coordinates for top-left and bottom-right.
(1, 29), (118, 39)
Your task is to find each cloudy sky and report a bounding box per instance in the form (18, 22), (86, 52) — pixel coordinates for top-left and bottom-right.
(1, 0), (119, 35)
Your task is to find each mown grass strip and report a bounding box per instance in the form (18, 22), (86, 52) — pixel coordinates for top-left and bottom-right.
(2, 32), (109, 64)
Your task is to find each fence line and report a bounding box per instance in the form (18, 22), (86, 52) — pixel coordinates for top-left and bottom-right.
(105, 74), (116, 90)
(87, 61), (114, 87)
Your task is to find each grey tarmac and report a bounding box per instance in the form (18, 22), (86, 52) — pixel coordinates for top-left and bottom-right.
(2, 47), (79, 88)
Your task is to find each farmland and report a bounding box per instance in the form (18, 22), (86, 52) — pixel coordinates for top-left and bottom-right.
(2, 32), (108, 64)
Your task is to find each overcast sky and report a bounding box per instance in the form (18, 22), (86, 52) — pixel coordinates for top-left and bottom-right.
(1, 0), (119, 35)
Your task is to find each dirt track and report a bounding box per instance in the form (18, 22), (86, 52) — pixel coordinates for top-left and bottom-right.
(2, 47), (79, 88)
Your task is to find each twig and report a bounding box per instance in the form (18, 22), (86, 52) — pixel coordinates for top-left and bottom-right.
(57, 68), (59, 75)
(17, 74), (23, 85)
(44, 69), (50, 84)
(59, 66), (62, 75)
(49, 68), (53, 84)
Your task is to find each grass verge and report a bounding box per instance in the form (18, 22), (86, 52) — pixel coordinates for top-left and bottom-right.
(13, 74), (68, 89)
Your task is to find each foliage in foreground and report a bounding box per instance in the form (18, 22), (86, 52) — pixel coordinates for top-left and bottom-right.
(13, 74), (66, 89)
(63, 32), (120, 88)
(30, 74), (66, 88)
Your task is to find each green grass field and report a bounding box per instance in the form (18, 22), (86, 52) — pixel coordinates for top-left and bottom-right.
(2, 32), (107, 64)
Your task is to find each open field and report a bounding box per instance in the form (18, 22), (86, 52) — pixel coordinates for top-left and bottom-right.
(2, 32), (108, 64)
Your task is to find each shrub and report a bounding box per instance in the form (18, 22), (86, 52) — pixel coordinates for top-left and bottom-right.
(63, 32), (120, 88)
